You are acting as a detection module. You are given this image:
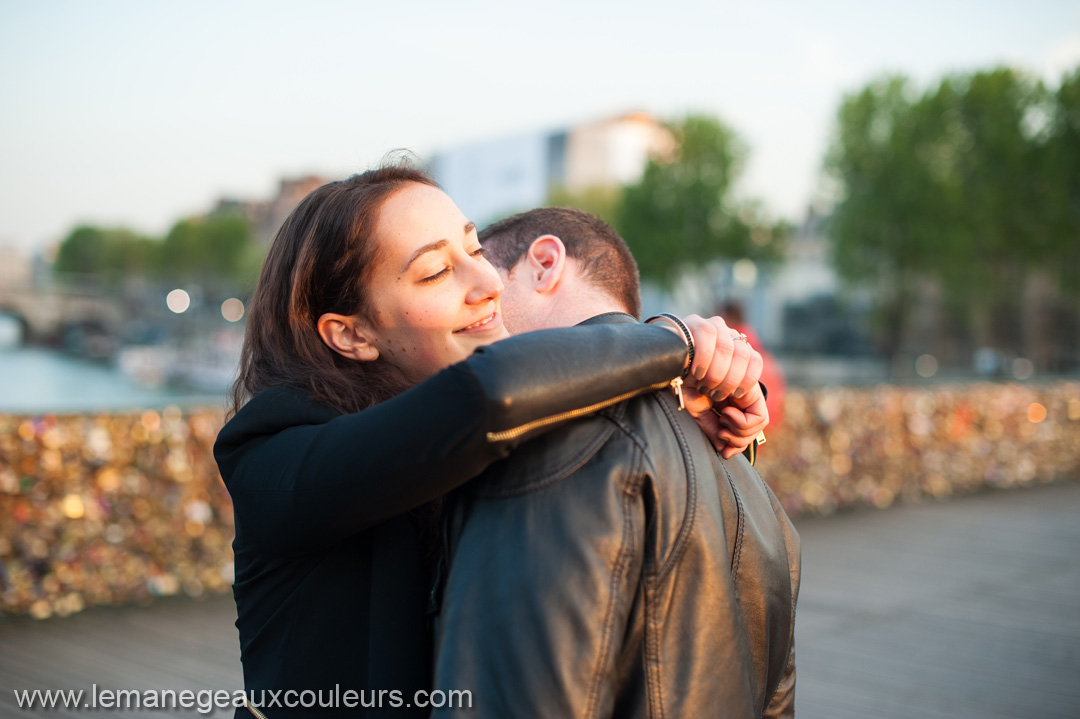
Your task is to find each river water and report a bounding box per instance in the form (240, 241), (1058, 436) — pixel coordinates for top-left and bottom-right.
(0, 347), (227, 414)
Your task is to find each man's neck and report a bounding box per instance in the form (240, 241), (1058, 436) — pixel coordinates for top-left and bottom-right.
(539, 293), (629, 330)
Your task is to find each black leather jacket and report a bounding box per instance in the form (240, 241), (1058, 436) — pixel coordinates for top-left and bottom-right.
(433, 314), (801, 719)
(214, 322), (688, 717)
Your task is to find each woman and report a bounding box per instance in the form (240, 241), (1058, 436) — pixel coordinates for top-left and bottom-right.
(215, 162), (762, 717)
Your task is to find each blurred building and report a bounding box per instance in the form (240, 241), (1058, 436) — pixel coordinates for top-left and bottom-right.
(662, 211), (870, 352)
(0, 245), (32, 287)
(768, 212), (873, 356)
(213, 175), (326, 245)
(430, 111), (675, 229)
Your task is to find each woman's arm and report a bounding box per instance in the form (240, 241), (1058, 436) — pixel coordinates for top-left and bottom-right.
(215, 322), (687, 555)
(649, 313), (770, 459)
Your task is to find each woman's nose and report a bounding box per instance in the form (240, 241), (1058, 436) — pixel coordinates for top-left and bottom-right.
(465, 256), (504, 305)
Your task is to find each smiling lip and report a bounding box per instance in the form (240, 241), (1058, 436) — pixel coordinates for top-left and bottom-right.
(454, 312), (500, 334)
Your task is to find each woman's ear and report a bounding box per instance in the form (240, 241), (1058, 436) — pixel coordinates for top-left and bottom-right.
(316, 313), (380, 362)
(525, 235), (567, 294)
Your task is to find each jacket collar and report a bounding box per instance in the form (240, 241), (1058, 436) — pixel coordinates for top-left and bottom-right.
(577, 311), (639, 327)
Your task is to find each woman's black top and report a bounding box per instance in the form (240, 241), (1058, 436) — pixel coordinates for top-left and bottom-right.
(213, 323), (687, 716)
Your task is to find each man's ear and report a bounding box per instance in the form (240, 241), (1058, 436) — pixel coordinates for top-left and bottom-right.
(524, 235), (567, 294)
(316, 313), (380, 362)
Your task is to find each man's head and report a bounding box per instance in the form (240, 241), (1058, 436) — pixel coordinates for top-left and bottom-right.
(479, 207), (641, 333)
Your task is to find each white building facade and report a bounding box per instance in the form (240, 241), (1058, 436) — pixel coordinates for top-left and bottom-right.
(429, 112), (673, 229)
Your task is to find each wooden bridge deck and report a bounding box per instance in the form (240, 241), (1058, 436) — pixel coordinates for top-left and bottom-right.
(2, 481), (1078, 717)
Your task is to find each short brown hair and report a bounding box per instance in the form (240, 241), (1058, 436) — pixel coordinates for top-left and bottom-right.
(479, 207), (642, 319)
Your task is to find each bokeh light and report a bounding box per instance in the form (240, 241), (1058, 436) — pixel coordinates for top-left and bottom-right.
(61, 493), (85, 519)
(733, 259), (758, 288)
(1028, 403), (1047, 423)
(1013, 358), (1034, 380)
(915, 354), (939, 378)
(221, 298), (245, 322)
(166, 289), (190, 314)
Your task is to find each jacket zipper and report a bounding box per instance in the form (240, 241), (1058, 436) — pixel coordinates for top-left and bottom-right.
(486, 377), (682, 443)
(245, 697), (269, 719)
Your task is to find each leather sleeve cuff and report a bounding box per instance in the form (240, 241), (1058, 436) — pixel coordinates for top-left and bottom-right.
(465, 323), (687, 445)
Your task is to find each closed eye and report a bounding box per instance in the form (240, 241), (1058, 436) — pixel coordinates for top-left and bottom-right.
(420, 246), (484, 284)
(420, 267), (450, 284)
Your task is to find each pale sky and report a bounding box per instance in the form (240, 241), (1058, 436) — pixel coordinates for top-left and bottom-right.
(1, 0), (1078, 252)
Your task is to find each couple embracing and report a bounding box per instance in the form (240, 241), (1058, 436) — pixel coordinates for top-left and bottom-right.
(214, 161), (800, 718)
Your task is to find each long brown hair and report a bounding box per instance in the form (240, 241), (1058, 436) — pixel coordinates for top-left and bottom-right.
(230, 162), (441, 417)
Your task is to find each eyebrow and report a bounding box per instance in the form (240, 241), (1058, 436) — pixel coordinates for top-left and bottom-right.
(400, 221), (477, 273)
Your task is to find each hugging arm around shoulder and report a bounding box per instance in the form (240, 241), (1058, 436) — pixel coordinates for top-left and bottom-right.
(213, 322), (686, 555)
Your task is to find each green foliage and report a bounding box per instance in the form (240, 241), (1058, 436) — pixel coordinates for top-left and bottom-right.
(1047, 66), (1080, 293)
(824, 66), (1074, 357)
(53, 226), (158, 282)
(943, 70), (1051, 295)
(616, 115), (787, 285)
(53, 213), (257, 289)
(825, 75), (955, 353)
(546, 185), (621, 225)
(161, 213), (252, 282)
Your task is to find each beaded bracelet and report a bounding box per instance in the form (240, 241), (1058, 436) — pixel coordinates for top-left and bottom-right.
(644, 313), (694, 377)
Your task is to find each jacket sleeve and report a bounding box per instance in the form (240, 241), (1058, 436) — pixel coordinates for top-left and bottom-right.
(214, 322), (685, 555)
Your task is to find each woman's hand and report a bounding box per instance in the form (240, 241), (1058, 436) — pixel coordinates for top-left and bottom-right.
(682, 382), (769, 458)
(680, 314), (769, 458)
(682, 314), (763, 403)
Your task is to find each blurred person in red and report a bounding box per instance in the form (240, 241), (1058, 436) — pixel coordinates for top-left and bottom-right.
(721, 299), (786, 434)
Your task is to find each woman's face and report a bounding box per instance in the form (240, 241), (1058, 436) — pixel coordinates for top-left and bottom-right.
(363, 182), (509, 383)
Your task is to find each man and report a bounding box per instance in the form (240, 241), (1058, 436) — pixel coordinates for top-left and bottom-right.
(432, 208), (801, 718)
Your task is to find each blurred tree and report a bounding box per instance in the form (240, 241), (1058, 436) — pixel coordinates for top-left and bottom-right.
(546, 185), (621, 226)
(940, 68), (1052, 351)
(824, 68), (1064, 364)
(160, 213), (253, 285)
(54, 213), (258, 292)
(53, 225), (159, 284)
(1047, 65), (1080, 295)
(616, 114), (787, 285)
(824, 76), (946, 360)
(54, 226), (111, 276)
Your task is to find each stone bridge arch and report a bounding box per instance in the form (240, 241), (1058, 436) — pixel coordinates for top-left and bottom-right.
(0, 283), (124, 343)
(0, 307), (32, 346)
